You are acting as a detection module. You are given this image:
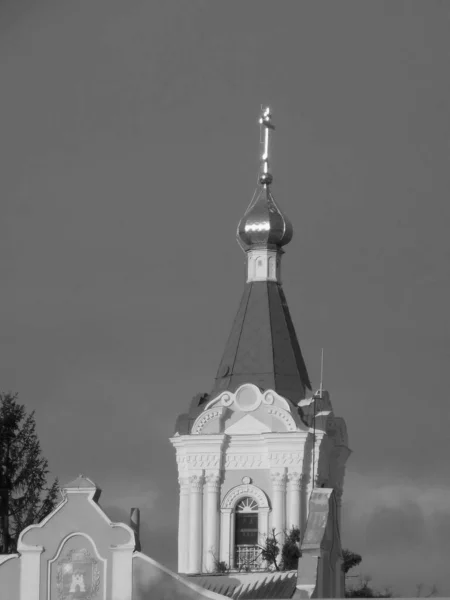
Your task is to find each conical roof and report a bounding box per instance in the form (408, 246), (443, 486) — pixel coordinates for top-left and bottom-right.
(210, 280), (311, 404)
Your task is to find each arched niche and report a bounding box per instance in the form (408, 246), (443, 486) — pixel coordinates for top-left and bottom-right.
(48, 533), (106, 600)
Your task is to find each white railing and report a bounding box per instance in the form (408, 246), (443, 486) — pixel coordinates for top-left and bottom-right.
(235, 545), (263, 571)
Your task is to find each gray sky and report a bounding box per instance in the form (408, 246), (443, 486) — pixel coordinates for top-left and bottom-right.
(1, 1), (449, 595)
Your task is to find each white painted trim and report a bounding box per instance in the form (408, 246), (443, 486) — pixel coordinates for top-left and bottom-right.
(18, 488), (135, 552)
(220, 484), (271, 570)
(17, 497), (68, 548)
(225, 414), (271, 434)
(191, 408), (224, 434)
(20, 544), (43, 600)
(133, 552), (226, 599)
(110, 546), (133, 600)
(47, 532), (107, 600)
(246, 248), (280, 282)
(204, 392), (231, 411)
(0, 553), (19, 566)
(221, 484), (270, 510)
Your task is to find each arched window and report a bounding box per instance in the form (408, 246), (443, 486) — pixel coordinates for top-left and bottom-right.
(234, 497), (261, 570)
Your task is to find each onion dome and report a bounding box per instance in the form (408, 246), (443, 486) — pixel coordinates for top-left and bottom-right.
(236, 107), (293, 250)
(237, 185), (293, 250)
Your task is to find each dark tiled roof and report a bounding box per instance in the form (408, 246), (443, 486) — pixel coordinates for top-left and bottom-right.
(210, 281), (311, 405)
(189, 571), (298, 599)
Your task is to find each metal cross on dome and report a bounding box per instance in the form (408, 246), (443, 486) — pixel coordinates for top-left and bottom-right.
(259, 106), (275, 185)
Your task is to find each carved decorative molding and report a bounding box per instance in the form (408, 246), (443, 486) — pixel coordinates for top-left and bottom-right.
(177, 454), (221, 469)
(205, 473), (221, 493)
(223, 451), (304, 469)
(222, 484), (270, 509)
(191, 409), (222, 434)
(268, 452), (303, 467)
(189, 475), (205, 493)
(287, 472), (303, 490)
(270, 472), (287, 491)
(178, 477), (190, 493)
(267, 407), (296, 431)
(224, 453), (265, 469)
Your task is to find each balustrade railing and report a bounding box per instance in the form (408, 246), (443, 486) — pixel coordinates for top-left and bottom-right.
(235, 545), (263, 571)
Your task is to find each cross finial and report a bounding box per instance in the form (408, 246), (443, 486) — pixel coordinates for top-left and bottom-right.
(259, 106), (275, 185)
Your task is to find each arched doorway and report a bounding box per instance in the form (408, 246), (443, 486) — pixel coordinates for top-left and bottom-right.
(234, 497), (261, 570)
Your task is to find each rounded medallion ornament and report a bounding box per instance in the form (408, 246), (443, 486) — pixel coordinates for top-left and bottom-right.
(235, 385), (260, 411)
(242, 476), (252, 485)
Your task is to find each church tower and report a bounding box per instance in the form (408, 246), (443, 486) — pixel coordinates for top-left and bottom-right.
(170, 108), (350, 577)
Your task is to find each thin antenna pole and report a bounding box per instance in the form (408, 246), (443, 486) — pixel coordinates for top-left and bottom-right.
(319, 348), (324, 396)
(312, 398), (316, 491)
(312, 349), (324, 492)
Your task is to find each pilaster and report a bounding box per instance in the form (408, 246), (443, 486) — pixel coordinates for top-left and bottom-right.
(286, 471), (302, 532)
(270, 470), (287, 545)
(188, 474), (204, 574)
(177, 477), (190, 573)
(220, 508), (232, 568)
(204, 472), (221, 572)
(110, 543), (134, 600)
(19, 545), (43, 600)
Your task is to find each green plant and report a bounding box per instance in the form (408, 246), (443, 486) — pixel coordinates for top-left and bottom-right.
(261, 528), (281, 571)
(280, 526), (301, 571)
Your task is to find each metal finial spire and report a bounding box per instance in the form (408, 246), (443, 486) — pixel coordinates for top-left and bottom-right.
(259, 106), (275, 185)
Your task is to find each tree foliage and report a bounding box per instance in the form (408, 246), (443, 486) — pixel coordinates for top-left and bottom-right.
(346, 576), (392, 598)
(280, 526), (301, 571)
(261, 528), (280, 570)
(0, 393), (59, 553)
(261, 527), (302, 572)
(342, 548), (362, 574)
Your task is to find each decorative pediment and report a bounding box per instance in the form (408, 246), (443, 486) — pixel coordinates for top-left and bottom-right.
(225, 414), (271, 434)
(205, 384), (292, 413)
(191, 407), (224, 434)
(192, 384), (305, 434)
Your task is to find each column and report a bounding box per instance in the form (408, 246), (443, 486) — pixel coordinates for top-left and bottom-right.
(229, 510), (236, 569)
(286, 472), (302, 532)
(178, 477), (190, 573)
(204, 472), (221, 572)
(220, 508), (232, 567)
(258, 507), (270, 569)
(188, 474), (204, 574)
(270, 471), (287, 545)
